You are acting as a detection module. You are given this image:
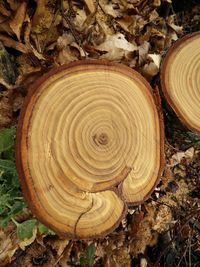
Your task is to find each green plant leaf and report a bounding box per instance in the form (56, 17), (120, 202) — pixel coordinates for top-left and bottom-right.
(37, 222), (49, 234)
(80, 256), (86, 266)
(0, 127), (15, 155)
(80, 244), (96, 267)
(0, 127), (51, 241)
(9, 201), (26, 216)
(16, 219), (37, 240)
(86, 244), (96, 267)
(0, 159), (17, 175)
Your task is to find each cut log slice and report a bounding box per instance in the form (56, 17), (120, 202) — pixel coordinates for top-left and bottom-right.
(16, 60), (164, 239)
(161, 32), (200, 134)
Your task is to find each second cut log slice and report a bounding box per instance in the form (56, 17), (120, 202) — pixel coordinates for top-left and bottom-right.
(161, 32), (200, 134)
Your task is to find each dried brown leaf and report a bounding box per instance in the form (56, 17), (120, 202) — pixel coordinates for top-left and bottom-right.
(13, 93), (24, 112)
(99, 0), (119, 18)
(0, 20), (13, 35)
(95, 243), (105, 258)
(96, 33), (137, 52)
(56, 47), (78, 65)
(138, 41), (150, 65)
(7, 0), (20, 11)
(19, 241), (55, 267)
(9, 2), (27, 41)
(0, 230), (18, 266)
(129, 206), (158, 256)
(84, 0), (96, 13)
(153, 205), (172, 233)
(147, 54), (161, 68)
(168, 22), (183, 34)
(161, 167), (174, 189)
(99, 48), (124, 61)
(117, 15), (146, 35)
(170, 147), (195, 166)
(57, 242), (73, 267)
(0, 34), (28, 53)
(0, 78), (12, 89)
(149, 9), (159, 22)
(0, 92), (12, 128)
(46, 239), (69, 257)
(73, 9), (87, 32)
(140, 258), (148, 267)
(142, 61), (159, 81)
(16, 54), (42, 77)
(0, 3), (11, 17)
(31, 0), (46, 29)
(153, 0), (161, 7)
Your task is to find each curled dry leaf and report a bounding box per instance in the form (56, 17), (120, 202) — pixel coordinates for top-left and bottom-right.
(167, 15), (183, 34)
(0, 230), (18, 266)
(148, 54), (161, 69)
(170, 147), (195, 166)
(56, 34), (79, 65)
(142, 61), (159, 81)
(96, 33), (137, 52)
(140, 53), (161, 80)
(99, 48), (130, 62)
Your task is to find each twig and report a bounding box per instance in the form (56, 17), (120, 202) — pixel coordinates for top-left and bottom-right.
(152, 208), (200, 266)
(176, 229), (192, 267)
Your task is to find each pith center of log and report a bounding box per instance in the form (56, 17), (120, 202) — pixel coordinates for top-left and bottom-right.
(93, 133), (109, 146)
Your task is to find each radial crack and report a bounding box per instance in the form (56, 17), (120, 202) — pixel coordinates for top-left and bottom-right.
(74, 195), (94, 238)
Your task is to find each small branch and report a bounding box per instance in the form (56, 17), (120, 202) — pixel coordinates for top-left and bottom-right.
(153, 208), (200, 266)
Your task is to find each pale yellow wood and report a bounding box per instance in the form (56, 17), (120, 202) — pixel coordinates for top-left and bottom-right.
(17, 61), (163, 238)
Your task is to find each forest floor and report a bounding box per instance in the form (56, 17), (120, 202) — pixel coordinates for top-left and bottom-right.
(0, 0), (200, 266)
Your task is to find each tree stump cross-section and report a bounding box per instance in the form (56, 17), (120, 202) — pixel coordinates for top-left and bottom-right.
(161, 32), (200, 134)
(16, 60), (164, 239)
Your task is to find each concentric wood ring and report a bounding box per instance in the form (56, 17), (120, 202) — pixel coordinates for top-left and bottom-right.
(16, 60), (164, 239)
(161, 32), (200, 134)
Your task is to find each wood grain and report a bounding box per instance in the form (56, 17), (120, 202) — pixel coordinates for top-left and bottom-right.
(16, 60), (164, 239)
(161, 32), (200, 134)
